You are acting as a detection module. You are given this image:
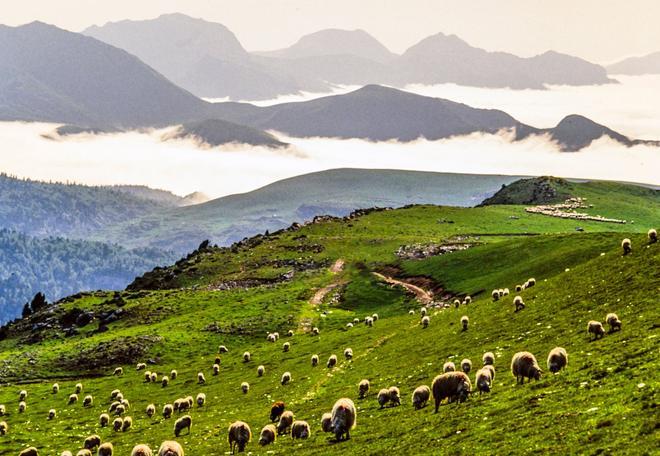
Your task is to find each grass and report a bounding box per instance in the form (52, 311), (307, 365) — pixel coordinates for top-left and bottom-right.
(0, 180), (657, 455)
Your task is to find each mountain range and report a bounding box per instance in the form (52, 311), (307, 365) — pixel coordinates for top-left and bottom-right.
(607, 51), (660, 75)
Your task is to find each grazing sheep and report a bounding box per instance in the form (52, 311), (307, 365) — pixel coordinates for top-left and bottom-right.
(460, 359), (472, 374)
(198, 372), (206, 384)
(291, 420), (311, 439)
(267, 333), (276, 343)
(498, 289), (505, 297)
(243, 352), (251, 362)
(99, 413), (110, 427)
(76, 450), (92, 456)
(157, 441), (184, 456)
(83, 435), (101, 450)
(110, 389), (120, 400)
(122, 416), (133, 432)
(259, 424), (277, 446)
(131, 445), (153, 456)
(121, 399), (130, 409)
(327, 354), (338, 368)
(388, 386), (401, 406)
(162, 376), (169, 387)
(330, 398), (356, 441)
(312, 327), (320, 335)
(0, 421), (6, 435)
(606, 313), (622, 332)
(283, 342), (290, 352)
(170, 370), (177, 380)
(113, 367), (123, 376)
(365, 317), (374, 327)
(163, 404), (173, 419)
(527, 278), (536, 287)
(358, 379), (370, 399)
(115, 405), (126, 416)
(150, 372), (158, 383)
(511, 351), (542, 384)
(420, 307), (427, 316)
(19, 401), (26, 412)
(52, 383), (59, 394)
(409, 309), (415, 315)
(443, 361), (456, 373)
(411, 385), (431, 410)
(146, 404), (156, 418)
(353, 318), (360, 324)
(513, 296), (525, 312)
(48, 408), (56, 420)
(83, 395), (93, 407)
(461, 315), (469, 331)
(515, 285), (522, 292)
(219, 345), (229, 353)
(273, 332), (280, 340)
(321, 413), (333, 433)
(270, 402), (286, 422)
(649, 228), (658, 243)
(372, 313), (379, 321)
(464, 296), (472, 304)
(144, 371), (152, 382)
(19, 390), (28, 401)
(0, 405), (4, 416)
(492, 289), (499, 301)
(277, 411), (294, 435)
(113, 418), (123, 432)
(431, 371), (472, 411)
(346, 322), (354, 328)
(287, 330), (294, 337)
(483, 352), (495, 366)
(196, 393), (206, 407)
(257, 365), (265, 377)
(174, 415), (192, 437)
(108, 401), (120, 413)
(454, 299), (461, 308)
(18, 449), (39, 456)
(622, 238), (632, 255)
(377, 388), (390, 408)
(421, 315), (430, 328)
(212, 364), (220, 376)
(344, 348), (353, 360)
(475, 368), (493, 394)
(136, 363), (147, 370)
(281, 371), (292, 385)
(311, 354), (319, 366)
(228, 421), (252, 453)
(547, 347), (568, 373)
(75, 383), (83, 394)
(503, 288), (510, 296)
(588, 320), (605, 340)
(241, 382), (250, 394)
(483, 364), (496, 380)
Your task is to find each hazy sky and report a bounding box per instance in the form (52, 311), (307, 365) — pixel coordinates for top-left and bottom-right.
(3, 0), (658, 63)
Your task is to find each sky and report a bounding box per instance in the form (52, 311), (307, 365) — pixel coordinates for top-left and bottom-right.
(2, 0), (658, 63)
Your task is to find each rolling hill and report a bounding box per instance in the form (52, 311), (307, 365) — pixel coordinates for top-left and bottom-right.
(0, 177), (656, 455)
(606, 51), (660, 75)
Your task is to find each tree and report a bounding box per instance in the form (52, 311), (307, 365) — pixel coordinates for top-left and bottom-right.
(30, 292), (48, 313)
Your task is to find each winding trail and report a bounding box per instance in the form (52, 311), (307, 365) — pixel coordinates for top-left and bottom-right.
(372, 272), (434, 305)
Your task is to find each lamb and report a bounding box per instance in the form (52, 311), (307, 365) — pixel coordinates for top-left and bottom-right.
(327, 354), (338, 368)
(258, 424), (277, 446)
(162, 376), (169, 387)
(421, 315), (430, 328)
(388, 386), (401, 406)
(19, 390), (28, 401)
(291, 420), (311, 439)
(511, 351), (542, 384)
(277, 411), (294, 435)
(99, 413), (110, 427)
(492, 289), (500, 301)
(312, 327), (320, 335)
(170, 370), (177, 380)
(131, 445), (153, 456)
(136, 363), (147, 370)
(228, 421), (252, 453)
(621, 238), (632, 255)
(196, 393), (206, 407)
(48, 409), (56, 420)
(281, 371), (292, 385)
(460, 359), (472, 374)
(18, 448), (39, 456)
(588, 320), (605, 340)
(513, 296), (525, 312)
(146, 404), (156, 418)
(283, 342), (290, 352)
(243, 352), (251, 362)
(475, 368), (493, 394)
(174, 415), (192, 437)
(113, 367), (123, 376)
(113, 418), (123, 432)
(122, 416), (133, 431)
(163, 404), (173, 419)
(482, 352), (495, 366)
(257, 365), (265, 377)
(321, 412), (333, 433)
(330, 398), (356, 441)
(443, 361), (456, 372)
(649, 228), (658, 243)
(83, 435), (101, 450)
(157, 441), (184, 456)
(219, 345), (229, 353)
(411, 385), (431, 409)
(431, 371), (472, 411)
(311, 354), (319, 366)
(198, 372), (206, 384)
(344, 348), (353, 360)
(241, 382), (250, 394)
(547, 347), (568, 373)
(83, 395), (93, 407)
(358, 379), (370, 399)
(270, 401), (286, 422)
(75, 383), (83, 394)
(19, 401), (26, 412)
(52, 383), (59, 394)
(606, 313), (622, 332)
(461, 315), (469, 331)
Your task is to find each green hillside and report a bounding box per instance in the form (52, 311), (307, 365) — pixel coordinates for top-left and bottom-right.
(0, 178), (657, 455)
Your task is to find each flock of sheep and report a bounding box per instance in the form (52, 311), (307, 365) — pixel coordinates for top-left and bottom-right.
(1, 233), (652, 455)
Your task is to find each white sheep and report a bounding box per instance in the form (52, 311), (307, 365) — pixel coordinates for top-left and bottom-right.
(136, 363), (147, 370)
(68, 393), (78, 405)
(461, 315), (469, 331)
(162, 376), (170, 387)
(114, 367), (123, 376)
(241, 382), (250, 394)
(312, 327), (320, 335)
(547, 347), (568, 373)
(461, 359), (472, 374)
(291, 420), (311, 439)
(113, 417), (123, 432)
(75, 383), (83, 394)
(344, 348), (353, 360)
(258, 424), (277, 446)
(606, 313), (622, 332)
(146, 404), (156, 418)
(196, 393), (206, 407)
(170, 369), (178, 380)
(621, 238), (632, 255)
(327, 354), (338, 368)
(358, 379), (370, 399)
(257, 365), (265, 377)
(283, 342), (290, 352)
(83, 395), (93, 407)
(482, 352), (495, 366)
(19, 401), (26, 412)
(52, 383), (59, 394)
(431, 371), (472, 411)
(19, 390), (28, 401)
(228, 421), (252, 453)
(131, 444), (153, 456)
(0, 421), (6, 435)
(99, 413), (110, 427)
(421, 315), (430, 328)
(311, 354), (319, 366)
(330, 398), (356, 441)
(513, 296), (525, 312)
(411, 385), (431, 409)
(213, 364), (220, 376)
(649, 228), (658, 243)
(122, 416), (133, 432)
(243, 352), (251, 362)
(157, 441), (183, 456)
(511, 351), (542, 383)
(475, 368), (493, 394)
(219, 345), (229, 353)
(588, 320), (605, 340)
(48, 408), (56, 420)
(162, 404), (173, 419)
(281, 371), (292, 385)
(321, 412), (333, 433)
(174, 415), (192, 437)
(443, 361), (456, 372)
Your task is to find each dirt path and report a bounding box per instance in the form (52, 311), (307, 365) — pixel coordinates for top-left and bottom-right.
(330, 259), (345, 273)
(372, 272), (434, 305)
